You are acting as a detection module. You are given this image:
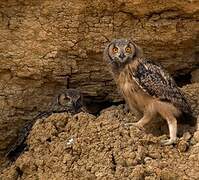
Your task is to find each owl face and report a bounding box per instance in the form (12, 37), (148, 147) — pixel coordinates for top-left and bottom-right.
(107, 39), (136, 64)
(57, 89), (82, 113)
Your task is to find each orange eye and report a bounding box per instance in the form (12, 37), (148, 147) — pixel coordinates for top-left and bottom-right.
(112, 47), (118, 53)
(125, 47), (131, 53)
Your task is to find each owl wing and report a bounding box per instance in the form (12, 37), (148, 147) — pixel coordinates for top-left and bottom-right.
(131, 59), (191, 114)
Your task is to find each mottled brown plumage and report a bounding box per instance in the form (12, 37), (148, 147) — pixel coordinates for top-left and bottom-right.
(130, 59), (192, 115)
(104, 39), (194, 145)
(6, 88), (85, 160)
(57, 88), (84, 114)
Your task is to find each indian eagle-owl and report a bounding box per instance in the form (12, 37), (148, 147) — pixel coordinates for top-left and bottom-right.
(103, 39), (195, 145)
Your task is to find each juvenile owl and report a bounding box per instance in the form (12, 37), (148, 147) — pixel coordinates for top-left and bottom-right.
(6, 88), (85, 160)
(104, 39), (195, 145)
(57, 88), (84, 114)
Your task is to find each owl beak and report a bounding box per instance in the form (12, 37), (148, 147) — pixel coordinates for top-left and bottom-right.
(119, 52), (125, 60)
(72, 101), (81, 113)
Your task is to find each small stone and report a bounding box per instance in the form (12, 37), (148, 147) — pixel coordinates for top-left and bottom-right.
(177, 140), (189, 152)
(44, 51), (58, 59)
(148, 152), (161, 159)
(144, 157), (153, 163)
(95, 172), (104, 177)
(190, 138), (197, 145)
(182, 132), (192, 141)
(193, 131), (199, 143)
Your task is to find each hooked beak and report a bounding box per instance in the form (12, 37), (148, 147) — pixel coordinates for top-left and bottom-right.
(119, 52), (125, 59)
(73, 100), (83, 113)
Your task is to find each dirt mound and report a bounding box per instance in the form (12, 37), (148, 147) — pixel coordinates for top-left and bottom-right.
(1, 103), (199, 179)
(1, 0), (199, 155)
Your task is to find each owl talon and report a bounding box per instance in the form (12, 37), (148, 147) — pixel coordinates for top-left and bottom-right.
(160, 139), (177, 146)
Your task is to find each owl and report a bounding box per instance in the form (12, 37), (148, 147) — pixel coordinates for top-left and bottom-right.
(104, 39), (195, 145)
(56, 88), (85, 114)
(6, 88), (85, 160)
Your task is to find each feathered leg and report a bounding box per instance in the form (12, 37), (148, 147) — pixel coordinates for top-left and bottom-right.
(161, 115), (177, 145)
(126, 109), (154, 129)
(133, 112), (154, 127)
(152, 101), (178, 145)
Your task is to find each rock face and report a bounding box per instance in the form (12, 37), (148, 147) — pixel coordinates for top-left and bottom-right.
(191, 69), (199, 83)
(0, 0), (198, 156)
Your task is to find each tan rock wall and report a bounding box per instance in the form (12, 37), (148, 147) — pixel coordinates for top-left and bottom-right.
(0, 0), (198, 154)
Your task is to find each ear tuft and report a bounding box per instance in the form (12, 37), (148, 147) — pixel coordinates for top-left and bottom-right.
(103, 42), (113, 64)
(130, 41), (143, 58)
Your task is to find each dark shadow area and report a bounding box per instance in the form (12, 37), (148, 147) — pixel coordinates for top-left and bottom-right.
(173, 71), (192, 87)
(83, 96), (124, 115)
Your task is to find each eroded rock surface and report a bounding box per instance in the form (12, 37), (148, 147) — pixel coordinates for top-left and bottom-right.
(1, 102), (199, 179)
(0, 0), (198, 161)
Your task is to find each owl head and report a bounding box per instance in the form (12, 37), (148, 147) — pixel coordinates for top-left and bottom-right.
(104, 39), (143, 68)
(57, 89), (83, 113)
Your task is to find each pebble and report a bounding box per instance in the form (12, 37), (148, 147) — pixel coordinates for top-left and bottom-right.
(193, 131), (199, 143)
(182, 132), (192, 141)
(144, 157), (153, 163)
(177, 140), (189, 152)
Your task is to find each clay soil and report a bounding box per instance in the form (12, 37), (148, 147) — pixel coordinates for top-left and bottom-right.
(1, 103), (199, 180)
